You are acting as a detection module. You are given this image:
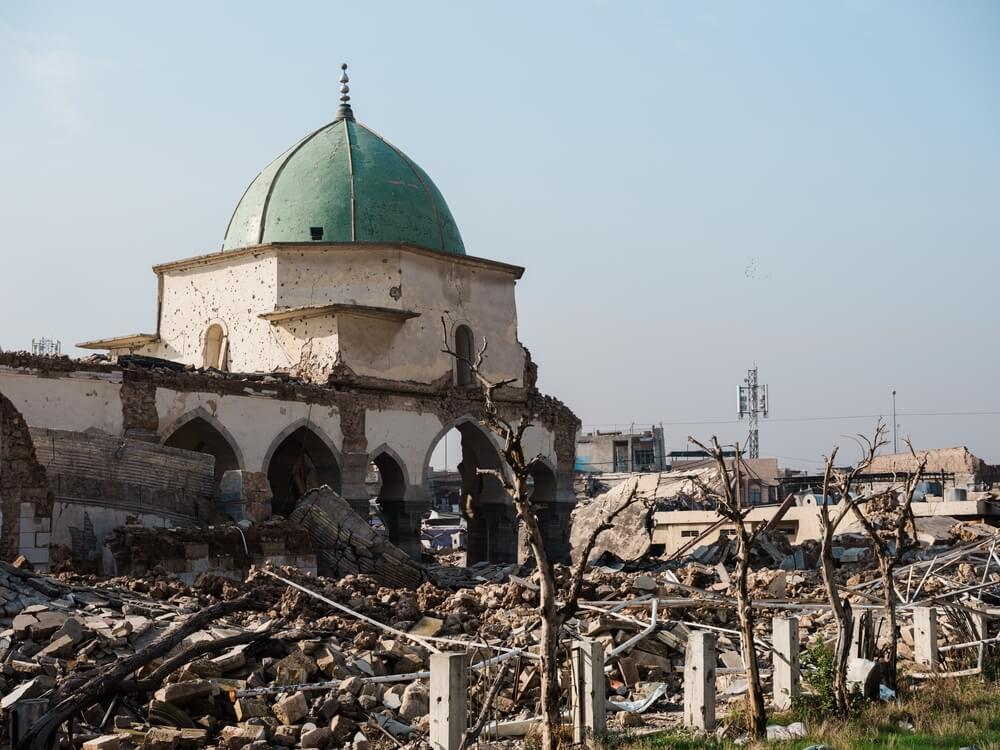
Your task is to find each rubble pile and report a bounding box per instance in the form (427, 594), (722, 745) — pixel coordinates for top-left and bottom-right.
(3, 480), (1000, 747)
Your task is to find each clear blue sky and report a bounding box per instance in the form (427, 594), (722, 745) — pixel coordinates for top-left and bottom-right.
(1, 2), (998, 468)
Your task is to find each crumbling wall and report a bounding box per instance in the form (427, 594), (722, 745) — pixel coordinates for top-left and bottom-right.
(869, 446), (984, 486)
(30, 427), (215, 572)
(0, 391), (53, 565)
(106, 520), (316, 583)
(0, 352), (582, 564)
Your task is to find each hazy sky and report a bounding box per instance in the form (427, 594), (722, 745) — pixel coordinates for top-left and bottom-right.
(1, 2), (998, 470)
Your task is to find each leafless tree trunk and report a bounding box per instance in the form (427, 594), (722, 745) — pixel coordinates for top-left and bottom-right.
(816, 422), (886, 716)
(442, 320), (642, 750)
(815, 423), (927, 699)
(850, 439), (927, 690)
(689, 436), (767, 740)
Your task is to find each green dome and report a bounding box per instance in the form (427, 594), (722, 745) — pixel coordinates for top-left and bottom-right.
(223, 117), (465, 255)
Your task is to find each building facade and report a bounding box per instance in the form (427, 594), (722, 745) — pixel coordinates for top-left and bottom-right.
(0, 71), (579, 572)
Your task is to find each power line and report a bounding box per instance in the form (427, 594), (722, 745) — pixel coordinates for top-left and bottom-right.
(582, 409), (1000, 430)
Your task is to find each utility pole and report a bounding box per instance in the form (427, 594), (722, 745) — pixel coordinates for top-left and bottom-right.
(892, 390), (897, 454)
(738, 366), (769, 459)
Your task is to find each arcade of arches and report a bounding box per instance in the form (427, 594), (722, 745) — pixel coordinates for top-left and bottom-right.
(157, 401), (574, 564)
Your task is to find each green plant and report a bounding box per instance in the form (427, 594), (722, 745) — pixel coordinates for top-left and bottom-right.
(793, 637), (865, 722)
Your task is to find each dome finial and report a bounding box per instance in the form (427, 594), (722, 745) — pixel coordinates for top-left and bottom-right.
(337, 63), (354, 120)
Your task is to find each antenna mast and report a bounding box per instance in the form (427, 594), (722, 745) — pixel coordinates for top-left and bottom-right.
(737, 365), (768, 459)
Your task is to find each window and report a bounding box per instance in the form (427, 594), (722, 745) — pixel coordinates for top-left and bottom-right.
(455, 325), (475, 386)
(634, 449), (655, 469)
(749, 486), (762, 506)
(613, 442), (629, 472)
(681, 530), (699, 538)
(203, 324), (227, 370)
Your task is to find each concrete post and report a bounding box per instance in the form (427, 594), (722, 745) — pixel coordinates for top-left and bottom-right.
(913, 606), (939, 669)
(772, 616), (800, 710)
(970, 601), (988, 669)
(429, 652), (467, 750)
(572, 640), (606, 745)
(683, 631), (716, 731)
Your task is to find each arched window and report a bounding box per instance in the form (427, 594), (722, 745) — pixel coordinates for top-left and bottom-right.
(455, 325), (475, 387)
(203, 324), (227, 370)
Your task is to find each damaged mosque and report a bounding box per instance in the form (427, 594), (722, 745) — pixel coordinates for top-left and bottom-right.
(0, 66), (579, 575)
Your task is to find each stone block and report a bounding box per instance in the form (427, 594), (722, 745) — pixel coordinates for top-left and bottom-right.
(399, 680), (429, 721)
(153, 680), (214, 705)
(234, 698), (270, 721)
(219, 724), (267, 750)
(83, 735), (121, 750)
(408, 616), (443, 637)
(301, 726), (331, 749)
(328, 716), (359, 745)
(144, 726), (183, 750)
(272, 691), (308, 724)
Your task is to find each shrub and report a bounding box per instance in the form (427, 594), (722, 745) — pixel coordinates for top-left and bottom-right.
(793, 636), (865, 722)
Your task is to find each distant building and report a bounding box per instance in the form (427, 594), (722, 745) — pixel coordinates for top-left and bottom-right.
(576, 426), (667, 473)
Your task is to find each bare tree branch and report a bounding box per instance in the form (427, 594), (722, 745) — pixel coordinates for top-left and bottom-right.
(460, 661), (511, 750)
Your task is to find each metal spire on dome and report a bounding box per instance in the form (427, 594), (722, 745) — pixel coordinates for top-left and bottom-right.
(336, 63), (354, 120)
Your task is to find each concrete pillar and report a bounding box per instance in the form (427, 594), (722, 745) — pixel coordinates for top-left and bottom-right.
(339, 449), (372, 519)
(466, 504), (518, 565)
(772, 616), (800, 710)
(970, 602), (988, 669)
(429, 652), (467, 750)
(219, 470), (272, 522)
(683, 631), (716, 731)
(572, 640), (606, 745)
(913, 606), (939, 669)
(379, 498), (428, 561)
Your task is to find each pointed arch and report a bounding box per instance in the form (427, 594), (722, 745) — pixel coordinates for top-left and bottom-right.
(527, 457), (558, 505)
(368, 443), (410, 504)
(264, 421), (342, 517)
(421, 415), (507, 485)
(161, 407), (244, 484)
(423, 415), (515, 564)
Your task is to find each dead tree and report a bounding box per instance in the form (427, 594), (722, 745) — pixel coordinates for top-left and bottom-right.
(851, 439), (927, 690)
(816, 421), (886, 717)
(689, 436), (767, 740)
(442, 319), (642, 750)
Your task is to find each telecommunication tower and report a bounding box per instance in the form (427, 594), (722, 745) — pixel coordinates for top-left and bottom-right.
(737, 365), (768, 459)
(31, 338), (61, 356)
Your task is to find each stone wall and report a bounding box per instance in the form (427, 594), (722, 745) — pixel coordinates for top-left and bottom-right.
(0, 352), (581, 563)
(0, 392), (53, 567)
(106, 522), (317, 585)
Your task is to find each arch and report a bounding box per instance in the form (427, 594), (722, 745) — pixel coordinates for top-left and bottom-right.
(368, 443), (410, 502)
(265, 424), (342, 517)
(162, 408), (243, 485)
(202, 320), (229, 371)
(261, 418), (342, 474)
(421, 415), (507, 485)
(424, 415), (515, 564)
(454, 324), (475, 386)
(527, 458), (558, 505)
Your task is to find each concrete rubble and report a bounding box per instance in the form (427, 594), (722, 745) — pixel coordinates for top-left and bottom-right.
(1, 473), (999, 749)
